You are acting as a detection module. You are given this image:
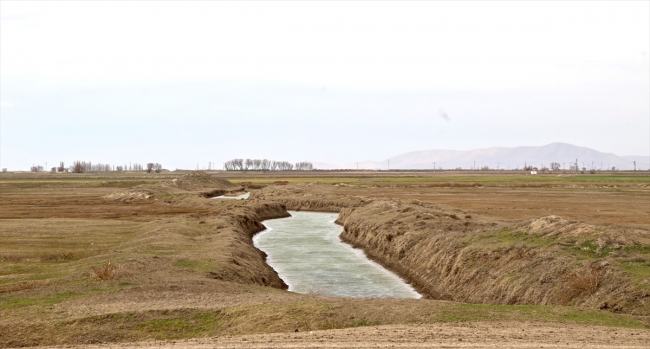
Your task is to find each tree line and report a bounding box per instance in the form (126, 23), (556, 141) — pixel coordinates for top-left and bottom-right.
(223, 159), (313, 171)
(30, 161), (163, 173)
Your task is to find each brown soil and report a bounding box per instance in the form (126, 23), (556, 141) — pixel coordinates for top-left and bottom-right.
(1, 171), (649, 347)
(104, 172), (241, 202)
(325, 184), (650, 230)
(18, 322), (650, 349)
(255, 183), (650, 315)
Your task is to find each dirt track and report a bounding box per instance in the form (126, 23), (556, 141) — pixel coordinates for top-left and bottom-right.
(25, 322), (650, 348)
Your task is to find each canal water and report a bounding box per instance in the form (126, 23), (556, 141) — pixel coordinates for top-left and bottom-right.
(254, 211), (421, 298)
(212, 192), (250, 200)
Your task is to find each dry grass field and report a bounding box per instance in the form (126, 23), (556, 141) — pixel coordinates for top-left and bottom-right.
(0, 170), (648, 348)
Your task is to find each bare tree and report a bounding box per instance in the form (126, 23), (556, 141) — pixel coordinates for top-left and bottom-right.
(261, 159), (270, 170)
(72, 161), (85, 173)
(147, 163), (154, 173)
(57, 161), (65, 172)
(550, 162), (560, 171)
(223, 158), (310, 171)
(223, 158), (244, 171)
(295, 162), (314, 171)
(154, 163), (162, 173)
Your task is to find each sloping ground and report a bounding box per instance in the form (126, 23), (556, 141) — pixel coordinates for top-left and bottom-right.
(255, 183), (650, 316)
(0, 187), (293, 347)
(171, 172), (237, 191)
(104, 172), (240, 202)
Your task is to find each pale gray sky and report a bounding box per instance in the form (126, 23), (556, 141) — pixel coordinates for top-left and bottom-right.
(1, 1), (648, 170)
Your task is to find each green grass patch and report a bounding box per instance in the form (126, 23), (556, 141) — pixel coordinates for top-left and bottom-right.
(432, 303), (647, 328)
(0, 291), (83, 310)
(172, 259), (217, 272)
(350, 317), (380, 327)
(464, 228), (559, 250)
(137, 312), (222, 339)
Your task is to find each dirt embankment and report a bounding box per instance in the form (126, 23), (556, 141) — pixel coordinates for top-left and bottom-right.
(250, 183), (367, 212)
(336, 202), (650, 315)
(207, 202), (291, 288)
(254, 183), (650, 316)
(101, 172), (291, 288)
(104, 172), (242, 202)
(103, 180), (650, 315)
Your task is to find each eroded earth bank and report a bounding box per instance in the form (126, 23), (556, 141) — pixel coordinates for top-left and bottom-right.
(0, 172), (648, 348)
(255, 182), (650, 315)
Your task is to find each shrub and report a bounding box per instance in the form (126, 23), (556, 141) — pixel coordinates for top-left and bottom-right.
(41, 252), (74, 261)
(557, 265), (605, 304)
(89, 261), (126, 280)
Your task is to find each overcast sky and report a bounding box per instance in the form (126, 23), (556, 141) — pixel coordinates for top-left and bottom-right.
(1, 1), (648, 170)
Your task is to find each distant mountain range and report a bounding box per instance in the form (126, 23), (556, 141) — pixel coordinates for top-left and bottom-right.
(314, 143), (649, 171)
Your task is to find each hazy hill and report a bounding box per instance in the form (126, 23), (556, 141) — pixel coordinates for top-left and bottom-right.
(315, 143), (649, 171)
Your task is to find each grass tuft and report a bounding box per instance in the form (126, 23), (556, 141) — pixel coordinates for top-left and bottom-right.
(41, 252), (75, 261)
(89, 261), (127, 280)
(557, 265), (606, 304)
(0, 254), (29, 262)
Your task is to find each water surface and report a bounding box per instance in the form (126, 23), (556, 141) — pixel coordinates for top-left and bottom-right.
(254, 211), (420, 298)
(212, 192), (250, 200)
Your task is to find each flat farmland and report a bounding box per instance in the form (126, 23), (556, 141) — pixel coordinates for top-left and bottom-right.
(0, 171), (648, 348)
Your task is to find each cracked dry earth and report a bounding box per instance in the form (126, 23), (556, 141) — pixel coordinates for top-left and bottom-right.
(25, 322), (650, 349)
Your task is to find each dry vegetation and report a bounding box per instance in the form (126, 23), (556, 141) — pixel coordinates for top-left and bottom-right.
(88, 261), (127, 281)
(0, 170), (648, 347)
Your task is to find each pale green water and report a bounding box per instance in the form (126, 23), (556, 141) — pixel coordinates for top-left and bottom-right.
(254, 211), (421, 298)
(212, 192), (250, 200)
